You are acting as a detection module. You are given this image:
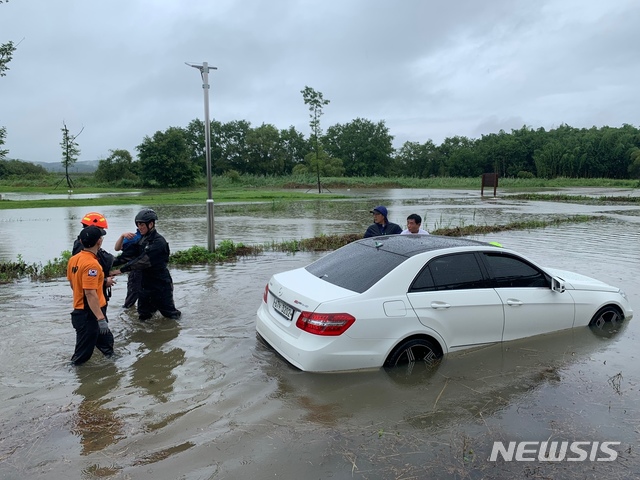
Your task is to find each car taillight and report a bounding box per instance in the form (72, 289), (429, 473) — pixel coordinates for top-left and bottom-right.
(263, 284), (269, 303)
(296, 311), (355, 336)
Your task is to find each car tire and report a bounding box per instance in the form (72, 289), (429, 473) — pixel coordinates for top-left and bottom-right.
(589, 305), (623, 330)
(384, 338), (442, 369)
(589, 305), (624, 338)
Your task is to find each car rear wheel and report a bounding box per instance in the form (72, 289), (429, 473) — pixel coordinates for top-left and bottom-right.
(589, 305), (623, 330)
(384, 338), (442, 369)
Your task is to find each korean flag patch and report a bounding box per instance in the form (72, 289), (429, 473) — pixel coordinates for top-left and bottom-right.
(88, 269), (98, 277)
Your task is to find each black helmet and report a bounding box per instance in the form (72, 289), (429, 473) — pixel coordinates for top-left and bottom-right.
(135, 208), (158, 224)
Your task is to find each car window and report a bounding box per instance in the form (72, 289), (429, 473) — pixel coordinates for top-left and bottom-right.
(481, 252), (549, 288)
(410, 252), (486, 292)
(305, 242), (408, 293)
(410, 265), (435, 291)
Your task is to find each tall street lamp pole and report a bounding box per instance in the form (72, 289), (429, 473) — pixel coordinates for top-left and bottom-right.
(186, 61), (217, 252)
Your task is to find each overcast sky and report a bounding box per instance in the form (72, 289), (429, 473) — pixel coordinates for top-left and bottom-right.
(1, 0), (639, 163)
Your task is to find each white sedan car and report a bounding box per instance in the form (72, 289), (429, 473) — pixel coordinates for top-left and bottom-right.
(256, 235), (633, 372)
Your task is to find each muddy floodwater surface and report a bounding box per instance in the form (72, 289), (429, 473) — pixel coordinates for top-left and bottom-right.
(1, 188), (639, 479)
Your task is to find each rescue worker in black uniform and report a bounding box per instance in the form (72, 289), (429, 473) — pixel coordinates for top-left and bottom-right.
(111, 208), (181, 321)
(72, 212), (116, 319)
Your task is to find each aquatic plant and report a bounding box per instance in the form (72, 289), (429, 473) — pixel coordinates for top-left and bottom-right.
(169, 240), (262, 265)
(431, 215), (596, 237)
(0, 251), (71, 283)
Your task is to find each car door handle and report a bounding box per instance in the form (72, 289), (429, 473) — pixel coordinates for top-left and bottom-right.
(430, 301), (451, 309)
(506, 299), (523, 306)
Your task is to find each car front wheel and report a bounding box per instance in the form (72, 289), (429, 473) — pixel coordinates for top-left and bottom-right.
(384, 338), (442, 368)
(589, 305), (623, 330)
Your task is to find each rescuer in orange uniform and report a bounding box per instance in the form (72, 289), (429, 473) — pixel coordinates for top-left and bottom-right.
(67, 226), (114, 365)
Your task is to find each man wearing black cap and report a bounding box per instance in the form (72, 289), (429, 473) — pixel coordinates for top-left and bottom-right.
(364, 205), (402, 238)
(66, 226), (114, 365)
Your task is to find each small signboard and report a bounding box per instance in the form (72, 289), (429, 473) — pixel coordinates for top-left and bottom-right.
(481, 173), (499, 197)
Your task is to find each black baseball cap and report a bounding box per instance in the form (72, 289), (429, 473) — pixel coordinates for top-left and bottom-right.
(79, 225), (106, 248)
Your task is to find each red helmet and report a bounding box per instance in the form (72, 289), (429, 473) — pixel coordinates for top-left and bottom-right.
(81, 212), (108, 229)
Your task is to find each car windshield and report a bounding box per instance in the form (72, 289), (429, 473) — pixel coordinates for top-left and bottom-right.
(305, 242), (409, 293)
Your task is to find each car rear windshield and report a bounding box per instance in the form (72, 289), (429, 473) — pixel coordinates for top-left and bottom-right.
(305, 242), (408, 293)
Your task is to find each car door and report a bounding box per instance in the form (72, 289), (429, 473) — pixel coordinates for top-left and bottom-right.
(479, 252), (575, 341)
(407, 252), (505, 351)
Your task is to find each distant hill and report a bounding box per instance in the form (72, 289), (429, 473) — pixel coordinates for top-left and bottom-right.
(28, 160), (100, 173)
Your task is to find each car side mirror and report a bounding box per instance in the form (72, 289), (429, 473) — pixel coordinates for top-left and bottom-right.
(551, 277), (565, 293)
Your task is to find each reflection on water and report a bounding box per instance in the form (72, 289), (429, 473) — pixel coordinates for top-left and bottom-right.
(72, 363), (124, 455)
(129, 319), (184, 404)
(260, 323), (629, 433)
(1, 190), (639, 479)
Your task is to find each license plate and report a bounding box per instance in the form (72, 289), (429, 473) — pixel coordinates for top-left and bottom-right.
(273, 297), (294, 321)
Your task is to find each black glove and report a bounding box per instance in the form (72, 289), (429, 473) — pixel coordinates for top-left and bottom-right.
(97, 319), (110, 335)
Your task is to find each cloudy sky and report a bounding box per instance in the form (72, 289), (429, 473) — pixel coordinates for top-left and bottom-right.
(1, 0), (639, 163)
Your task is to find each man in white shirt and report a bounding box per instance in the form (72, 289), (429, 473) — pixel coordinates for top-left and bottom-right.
(401, 213), (429, 235)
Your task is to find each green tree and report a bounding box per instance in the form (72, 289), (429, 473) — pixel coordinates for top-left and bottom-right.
(292, 146), (345, 177)
(301, 86), (330, 192)
(437, 135), (478, 176)
(181, 119), (311, 176)
(0, 41), (13, 78)
(0, 126), (7, 161)
(216, 120), (251, 174)
(324, 118), (394, 176)
(534, 140), (565, 179)
(628, 147), (640, 179)
(1, 0), (17, 160)
(393, 140), (442, 177)
(95, 149), (137, 184)
(598, 124), (640, 179)
(60, 122), (82, 189)
(246, 123), (285, 175)
(136, 127), (198, 187)
(279, 125), (310, 173)
(0, 0), (15, 79)
(183, 118), (230, 176)
(183, 118), (206, 175)
(476, 127), (541, 177)
(0, 159), (47, 177)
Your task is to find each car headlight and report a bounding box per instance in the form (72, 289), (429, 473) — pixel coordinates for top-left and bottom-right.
(619, 289), (628, 300)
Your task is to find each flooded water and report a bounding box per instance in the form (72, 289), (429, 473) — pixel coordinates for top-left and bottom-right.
(1, 188), (639, 479)
(2, 187), (640, 265)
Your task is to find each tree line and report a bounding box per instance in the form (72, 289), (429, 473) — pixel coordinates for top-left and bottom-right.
(89, 120), (640, 188)
(1, 0), (17, 164)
